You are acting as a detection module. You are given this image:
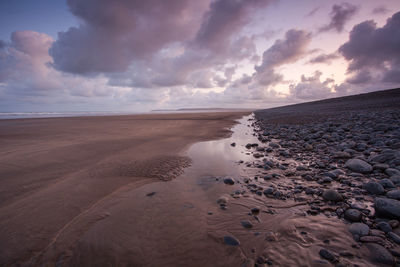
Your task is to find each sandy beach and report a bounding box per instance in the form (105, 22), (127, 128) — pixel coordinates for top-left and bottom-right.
(0, 111), (249, 266)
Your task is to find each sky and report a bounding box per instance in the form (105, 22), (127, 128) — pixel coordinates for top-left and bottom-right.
(0, 0), (399, 112)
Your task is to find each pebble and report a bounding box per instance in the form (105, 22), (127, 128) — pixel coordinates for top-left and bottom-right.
(379, 178), (395, 189)
(376, 222), (392, 233)
(385, 168), (400, 176)
(363, 182), (385, 195)
(375, 198), (400, 219)
(322, 189), (343, 202)
(366, 243), (394, 266)
(388, 232), (400, 244)
(348, 223), (370, 237)
(319, 249), (336, 262)
(223, 178), (235, 185)
(344, 209), (362, 222)
(345, 158), (373, 173)
(223, 236), (240, 246)
(241, 220), (253, 229)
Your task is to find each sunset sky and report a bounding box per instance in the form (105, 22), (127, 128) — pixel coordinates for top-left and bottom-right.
(0, 0), (399, 112)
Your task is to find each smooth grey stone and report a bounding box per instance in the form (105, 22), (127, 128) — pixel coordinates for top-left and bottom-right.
(319, 249), (336, 262)
(263, 187), (274, 196)
(388, 232), (400, 244)
(366, 243), (394, 266)
(375, 198), (400, 219)
(390, 175), (400, 184)
(223, 178), (235, 185)
(241, 220), (253, 229)
(348, 223), (369, 237)
(223, 236), (240, 246)
(379, 178), (395, 189)
(345, 158), (372, 173)
(363, 182), (385, 195)
(386, 168), (400, 176)
(322, 189), (343, 202)
(386, 190), (400, 200)
(377, 221), (392, 233)
(344, 209), (362, 222)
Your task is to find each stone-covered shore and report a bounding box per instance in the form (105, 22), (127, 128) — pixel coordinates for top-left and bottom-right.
(241, 88), (400, 266)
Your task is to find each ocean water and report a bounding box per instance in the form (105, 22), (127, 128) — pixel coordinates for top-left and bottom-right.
(0, 112), (138, 119)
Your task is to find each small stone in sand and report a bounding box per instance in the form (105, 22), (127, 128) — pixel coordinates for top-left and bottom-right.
(223, 178), (235, 185)
(223, 235), (240, 246)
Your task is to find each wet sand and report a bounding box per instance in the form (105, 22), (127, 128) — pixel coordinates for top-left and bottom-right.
(0, 111), (249, 266)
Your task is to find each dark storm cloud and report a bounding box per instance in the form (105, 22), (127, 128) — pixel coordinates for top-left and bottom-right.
(50, 0), (209, 74)
(339, 11), (400, 83)
(346, 69), (372, 84)
(319, 3), (358, 33)
(194, 0), (272, 51)
(49, 0), (274, 76)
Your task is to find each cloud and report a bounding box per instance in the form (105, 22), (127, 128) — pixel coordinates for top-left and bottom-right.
(339, 11), (400, 84)
(0, 31), (57, 91)
(372, 6), (389, 15)
(305, 6), (320, 17)
(256, 29), (312, 73)
(194, 0), (272, 51)
(222, 28), (312, 103)
(0, 30), (130, 108)
(319, 3), (358, 33)
(308, 52), (340, 64)
(346, 69), (372, 84)
(50, 0), (210, 74)
(289, 71), (337, 100)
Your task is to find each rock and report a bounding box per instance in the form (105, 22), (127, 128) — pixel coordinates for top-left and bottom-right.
(377, 222), (392, 233)
(360, 235), (385, 243)
(390, 175), (400, 184)
(269, 142), (280, 148)
(366, 243), (394, 266)
(296, 165), (308, 171)
(373, 163), (390, 170)
(319, 249), (336, 262)
(146, 192), (156, 197)
(344, 209), (362, 222)
(348, 223), (369, 237)
(223, 178), (235, 185)
(386, 168), (400, 176)
(379, 178), (395, 189)
(322, 189), (343, 202)
(241, 220), (253, 229)
(263, 187), (274, 196)
(333, 151), (351, 159)
(375, 198), (400, 219)
(230, 142), (236, 147)
(345, 158), (372, 173)
(251, 207), (260, 215)
(363, 182), (385, 195)
(386, 190), (400, 200)
(223, 235), (240, 246)
(388, 232), (400, 244)
(217, 196), (229, 204)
